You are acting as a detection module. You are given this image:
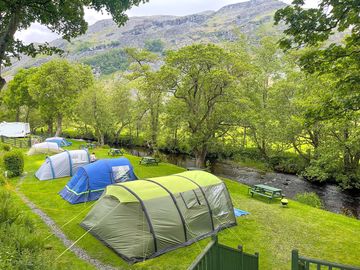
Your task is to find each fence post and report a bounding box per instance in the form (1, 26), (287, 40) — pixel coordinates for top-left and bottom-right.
(292, 250), (299, 270)
(213, 234), (219, 270)
(238, 245), (244, 270)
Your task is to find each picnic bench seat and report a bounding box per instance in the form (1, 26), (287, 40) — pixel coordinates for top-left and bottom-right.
(139, 156), (159, 166)
(108, 148), (123, 156)
(79, 142), (98, 150)
(248, 184), (283, 203)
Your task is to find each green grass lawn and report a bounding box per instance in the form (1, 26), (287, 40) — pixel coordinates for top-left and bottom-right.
(13, 140), (360, 269)
(3, 182), (95, 270)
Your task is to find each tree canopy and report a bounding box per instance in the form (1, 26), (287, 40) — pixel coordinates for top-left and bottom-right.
(274, 0), (360, 114)
(0, 0), (148, 89)
(29, 59), (93, 136)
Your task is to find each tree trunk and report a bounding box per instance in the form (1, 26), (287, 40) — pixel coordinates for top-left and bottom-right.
(25, 107), (30, 122)
(47, 120), (53, 136)
(0, 76), (5, 91)
(15, 108), (20, 122)
(99, 133), (105, 146)
(194, 146), (207, 168)
(342, 128), (350, 170)
(243, 126), (247, 147)
(0, 10), (21, 91)
(55, 114), (62, 137)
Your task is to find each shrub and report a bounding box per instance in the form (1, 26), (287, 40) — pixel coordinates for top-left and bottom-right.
(2, 144), (11, 151)
(0, 190), (53, 270)
(268, 155), (307, 175)
(3, 151), (24, 177)
(0, 174), (6, 186)
(295, 192), (323, 209)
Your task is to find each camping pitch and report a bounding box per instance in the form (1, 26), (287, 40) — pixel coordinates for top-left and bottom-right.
(81, 170), (236, 263)
(28, 142), (64, 156)
(35, 150), (90, 180)
(59, 158), (137, 204)
(45, 137), (72, 147)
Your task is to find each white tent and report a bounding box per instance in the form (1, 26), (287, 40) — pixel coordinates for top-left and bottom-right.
(27, 142), (64, 156)
(0, 122), (30, 137)
(35, 150), (90, 180)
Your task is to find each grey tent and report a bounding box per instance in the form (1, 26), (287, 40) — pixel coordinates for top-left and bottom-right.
(81, 170), (236, 263)
(35, 150), (90, 180)
(28, 142), (64, 156)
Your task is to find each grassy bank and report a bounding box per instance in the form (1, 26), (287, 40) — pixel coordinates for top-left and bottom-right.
(13, 141), (360, 269)
(1, 181), (95, 269)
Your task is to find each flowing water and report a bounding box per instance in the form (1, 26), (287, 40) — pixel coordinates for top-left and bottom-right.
(125, 147), (360, 219)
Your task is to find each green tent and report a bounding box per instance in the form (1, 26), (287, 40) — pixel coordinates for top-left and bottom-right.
(81, 170), (236, 263)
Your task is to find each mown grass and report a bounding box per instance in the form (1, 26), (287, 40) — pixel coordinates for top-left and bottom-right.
(14, 140), (360, 270)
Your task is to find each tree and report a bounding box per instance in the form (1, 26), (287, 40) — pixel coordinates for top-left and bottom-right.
(0, 0), (148, 90)
(274, 0), (360, 113)
(29, 59), (93, 136)
(77, 84), (114, 145)
(234, 37), (283, 160)
(109, 81), (133, 143)
(2, 68), (37, 121)
(161, 44), (242, 167)
(125, 48), (163, 149)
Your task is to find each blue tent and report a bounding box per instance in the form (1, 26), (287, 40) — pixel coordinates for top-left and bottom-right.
(45, 137), (72, 147)
(59, 158), (137, 204)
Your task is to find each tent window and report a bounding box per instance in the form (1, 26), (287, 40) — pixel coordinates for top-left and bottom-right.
(112, 165), (131, 183)
(180, 190), (201, 209)
(72, 154), (79, 162)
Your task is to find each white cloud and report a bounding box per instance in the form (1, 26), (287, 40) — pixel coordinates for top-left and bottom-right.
(15, 0), (320, 44)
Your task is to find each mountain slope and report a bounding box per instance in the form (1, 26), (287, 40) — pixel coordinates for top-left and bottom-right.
(5, 0), (287, 77)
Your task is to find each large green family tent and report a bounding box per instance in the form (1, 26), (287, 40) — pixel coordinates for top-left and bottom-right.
(81, 170), (236, 263)
(35, 150), (90, 180)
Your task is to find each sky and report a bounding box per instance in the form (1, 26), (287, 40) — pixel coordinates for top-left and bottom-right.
(15, 0), (319, 44)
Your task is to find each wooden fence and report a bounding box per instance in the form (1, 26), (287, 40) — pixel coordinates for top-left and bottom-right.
(188, 235), (259, 270)
(0, 136), (32, 148)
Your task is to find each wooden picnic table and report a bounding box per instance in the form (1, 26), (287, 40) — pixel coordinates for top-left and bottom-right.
(108, 148), (123, 156)
(139, 156), (159, 166)
(248, 184), (283, 202)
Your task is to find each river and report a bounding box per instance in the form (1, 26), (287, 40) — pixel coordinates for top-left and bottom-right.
(125, 147), (360, 219)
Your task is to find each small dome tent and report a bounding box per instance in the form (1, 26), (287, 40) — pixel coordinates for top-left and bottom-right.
(28, 142), (64, 156)
(35, 150), (90, 180)
(45, 137), (72, 147)
(81, 171), (236, 263)
(59, 158), (137, 204)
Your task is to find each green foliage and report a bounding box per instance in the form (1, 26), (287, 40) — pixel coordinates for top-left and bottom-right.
(29, 59), (94, 135)
(82, 49), (129, 75)
(2, 144), (11, 152)
(0, 190), (53, 269)
(0, 0), (147, 90)
(160, 43), (242, 166)
(3, 151), (24, 177)
(1, 68), (37, 121)
(268, 154), (307, 175)
(274, 0), (360, 116)
(144, 39), (165, 53)
(295, 192), (324, 209)
(0, 174), (6, 186)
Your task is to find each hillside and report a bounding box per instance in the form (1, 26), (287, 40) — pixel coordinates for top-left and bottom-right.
(5, 0), (287, 77)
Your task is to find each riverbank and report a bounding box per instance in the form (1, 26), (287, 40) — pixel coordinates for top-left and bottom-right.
(12, 140), (360, 269)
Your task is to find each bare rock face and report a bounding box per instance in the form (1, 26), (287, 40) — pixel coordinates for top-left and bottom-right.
(6, 0), (287, 76)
